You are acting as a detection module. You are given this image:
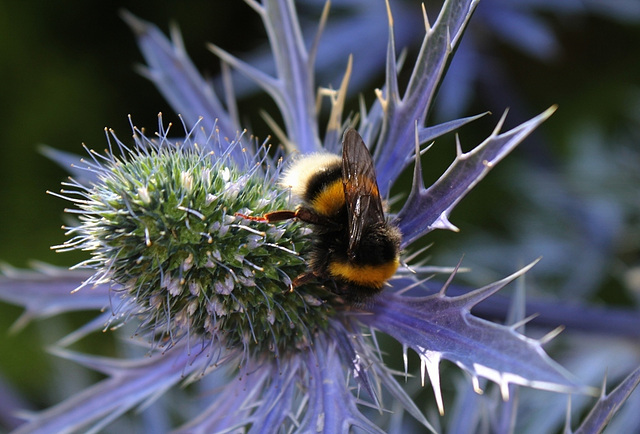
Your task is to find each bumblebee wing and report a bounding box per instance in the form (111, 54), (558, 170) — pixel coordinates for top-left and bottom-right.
(342, 128), (385, 260)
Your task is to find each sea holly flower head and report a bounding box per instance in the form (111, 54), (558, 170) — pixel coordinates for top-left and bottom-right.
(51, 120), (334, 361)
(1, 0), (638, 433)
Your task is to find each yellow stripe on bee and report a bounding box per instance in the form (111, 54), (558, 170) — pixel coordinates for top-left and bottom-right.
(311, 180), (345, 216)
(328, 258), (399, 289)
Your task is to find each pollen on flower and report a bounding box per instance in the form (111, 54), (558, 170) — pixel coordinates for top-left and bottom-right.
(137, 186), (151, 204)
(182, 253), (194, 272)
(180, 171), (194, 191)
(52, 120), (335, 359)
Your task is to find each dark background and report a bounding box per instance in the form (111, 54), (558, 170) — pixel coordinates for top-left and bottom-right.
(0, 0), (269, 406)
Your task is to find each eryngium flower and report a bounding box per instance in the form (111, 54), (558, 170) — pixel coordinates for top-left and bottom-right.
(52, 123), (333, 359)
(2, 0), (638, 432)
(41, 114), (573, 434)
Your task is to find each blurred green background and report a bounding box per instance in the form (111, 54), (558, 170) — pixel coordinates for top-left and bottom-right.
(0, 0), (268, 413)
(0, 1), (267, 269)
(1, 0), (639, 423)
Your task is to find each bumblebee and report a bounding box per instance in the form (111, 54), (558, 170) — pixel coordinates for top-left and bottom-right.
(242, 128), (401, 303)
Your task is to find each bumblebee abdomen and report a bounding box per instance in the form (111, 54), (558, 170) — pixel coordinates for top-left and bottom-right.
(328, 258), (399, 290)
(325, 222), (401, 290)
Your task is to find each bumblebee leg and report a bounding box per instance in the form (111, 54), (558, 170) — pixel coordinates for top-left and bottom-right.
(262, 210), (298, 222)
(279, 271), (316, 294)
(235, 210), (297, 222)
(292, 271), (316, 287)
(293, 208), (329, 225)
(237, 207), (329, 225)
(290, 271), (317, 290)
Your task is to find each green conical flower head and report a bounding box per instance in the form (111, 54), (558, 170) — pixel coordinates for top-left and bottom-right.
(57, 126), (333, 357)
